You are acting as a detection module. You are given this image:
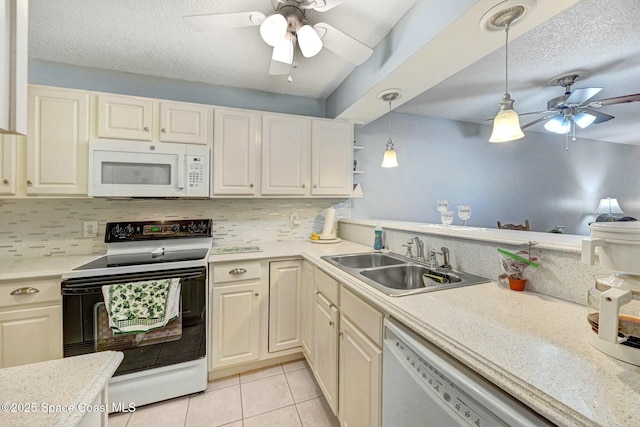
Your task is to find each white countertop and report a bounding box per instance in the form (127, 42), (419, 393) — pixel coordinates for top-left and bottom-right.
(0, 255), (98, 281)
(211, 239), (640, 427)
(340, 219), (585, 253)
(3, 239), (639, 426)
(0, 351), (123, 427)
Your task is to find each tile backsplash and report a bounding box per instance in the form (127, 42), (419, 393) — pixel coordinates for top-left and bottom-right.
(0, 198), (350, 259)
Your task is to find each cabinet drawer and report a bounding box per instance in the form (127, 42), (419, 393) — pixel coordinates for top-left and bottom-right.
(212, 261), (261, 284)
(0, 278), (62, 309)
(314, 268), (338, 304)
(340, 286), (383, 347)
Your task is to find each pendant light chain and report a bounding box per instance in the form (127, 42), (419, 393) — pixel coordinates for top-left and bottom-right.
(388, 100), (392, 143)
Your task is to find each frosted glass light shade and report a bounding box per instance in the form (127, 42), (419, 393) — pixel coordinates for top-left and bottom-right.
(260, 13), (287, 47)
(595, 197), (624, 214)
(297, 24), (323, 58)
(272, 37), (294, 64)
(489, 108), (524, 142)
(544, 116), (571, 134)
(381, 145), (399, 168)
(574, 112), (596, 129)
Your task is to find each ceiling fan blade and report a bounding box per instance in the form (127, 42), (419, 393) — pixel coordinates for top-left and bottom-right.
(518, 109), (555, 117)
(588, 93), (640, 108)
(306, 0), (348, 12)
(581, 108), (615, 124)
(268, 59), (290, 75)
(521, 113), (559, 130)
(183, 11), (265, 31)
(565, 87), (602, 105)
(314, 22), (372, 65)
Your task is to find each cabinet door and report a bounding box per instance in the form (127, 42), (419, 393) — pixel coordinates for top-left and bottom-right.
(213, 108), (259, 195)
(261, 114), (310, 195)
(97, 94), (153, 140)
(0, 305), (62, 368)
(211, 283), (261, 368)
(314, 291), (339, 414)
(301, 261), (314, 364)
(339, 316), (381, 427)
(269, 260), (303, 353)
(159, 101), (208, 145)
(27, 87), (89, 195)
(311, 119), (353, 196)
(0, 135), (17, 195)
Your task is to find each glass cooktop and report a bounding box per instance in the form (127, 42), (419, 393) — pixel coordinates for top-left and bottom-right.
(73, 248), (210, 270)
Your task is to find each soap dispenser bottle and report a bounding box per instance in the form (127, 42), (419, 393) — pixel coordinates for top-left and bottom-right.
(373, 224), (383, 250)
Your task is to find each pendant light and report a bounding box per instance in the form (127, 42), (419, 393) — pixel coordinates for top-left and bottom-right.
(482, 1), (536, 143)
(378, 90), (401, 168)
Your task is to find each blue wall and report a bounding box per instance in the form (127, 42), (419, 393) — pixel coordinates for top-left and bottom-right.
(352, 112), (640, 235)
(29, 59), (326, 117)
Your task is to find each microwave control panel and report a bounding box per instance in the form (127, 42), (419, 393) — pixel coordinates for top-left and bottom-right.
(188, 156), (205, 188)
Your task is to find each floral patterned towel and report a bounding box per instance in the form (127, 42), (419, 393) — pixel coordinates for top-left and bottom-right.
(102, 278), (181, 334)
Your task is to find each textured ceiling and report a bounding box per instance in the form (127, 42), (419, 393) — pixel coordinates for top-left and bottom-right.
(28, 0), (418, 99)
(396, 0), (640, 145)
(28, 0), (640, 146)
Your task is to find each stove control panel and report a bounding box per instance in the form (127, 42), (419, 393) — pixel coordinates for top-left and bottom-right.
(105, 219), (212, 242)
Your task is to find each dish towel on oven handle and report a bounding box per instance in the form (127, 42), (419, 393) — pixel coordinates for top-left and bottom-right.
(102, 278), (181, 334)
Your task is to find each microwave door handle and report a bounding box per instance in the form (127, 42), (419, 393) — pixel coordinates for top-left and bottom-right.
(177, 154), (186, 190)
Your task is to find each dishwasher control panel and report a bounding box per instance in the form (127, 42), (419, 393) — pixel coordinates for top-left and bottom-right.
(389, 334), (491, 427)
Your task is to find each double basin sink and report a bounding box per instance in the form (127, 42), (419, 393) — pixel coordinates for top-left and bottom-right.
(321, 252), (490, 297)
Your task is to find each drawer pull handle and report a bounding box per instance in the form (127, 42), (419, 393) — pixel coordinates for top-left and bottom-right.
(329, 320), (334, 327)
(254, 293), (259, 297)
(329, 303), (336, 310)
(10, 287), (40, 296)
(2, 179), (8, 185)
(229, 268), (247, 275)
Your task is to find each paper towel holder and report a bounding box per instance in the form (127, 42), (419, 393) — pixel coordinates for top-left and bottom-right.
(320, 207), (338, 240)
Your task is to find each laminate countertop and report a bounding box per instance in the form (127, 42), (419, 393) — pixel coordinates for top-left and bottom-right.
(0, 351), (123, 427)
(211, 240), (640, 427)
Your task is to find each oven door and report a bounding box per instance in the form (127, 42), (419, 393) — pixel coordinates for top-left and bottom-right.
(61, 267), (206, 377)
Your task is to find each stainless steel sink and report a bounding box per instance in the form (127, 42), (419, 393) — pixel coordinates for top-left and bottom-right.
(321, 252), (490, 297)
(328, 252), (406, 269)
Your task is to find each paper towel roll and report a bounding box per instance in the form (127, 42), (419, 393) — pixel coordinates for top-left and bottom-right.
(320, 207), (336, 239)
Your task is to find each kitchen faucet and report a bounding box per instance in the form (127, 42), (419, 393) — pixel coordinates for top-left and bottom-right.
(403, 236), (426, 262)
(428, 246), (451, 270)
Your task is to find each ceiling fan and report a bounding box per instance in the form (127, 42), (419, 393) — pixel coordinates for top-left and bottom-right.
(519, 71), (640, 148)
(183, 0), (373, 80)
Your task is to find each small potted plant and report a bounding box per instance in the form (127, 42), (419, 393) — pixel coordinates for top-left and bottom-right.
(497, 242), (540, 291)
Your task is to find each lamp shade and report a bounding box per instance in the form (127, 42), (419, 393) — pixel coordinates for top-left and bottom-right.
(544, 116), (571, 134)
(260, 13), (287, 47)
(595, 197), (624, 214)
(489, 107), (524, 142)
(297, 24), (323, 58)
(574, 112), (596, 129)
(381, 144), (399, 168)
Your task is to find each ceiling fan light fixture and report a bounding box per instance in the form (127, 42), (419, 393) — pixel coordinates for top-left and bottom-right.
(297, 24), (323, 58)
(260, 13), (287, 46)
(544, 116), (571, 134)
(574, 111), (596, 129)
(489, 94), (524, 142)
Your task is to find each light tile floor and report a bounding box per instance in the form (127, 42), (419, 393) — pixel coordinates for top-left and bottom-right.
(108, 359), (340, 427)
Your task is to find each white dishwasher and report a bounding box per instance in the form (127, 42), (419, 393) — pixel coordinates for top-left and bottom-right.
(383, 318), (554, 427)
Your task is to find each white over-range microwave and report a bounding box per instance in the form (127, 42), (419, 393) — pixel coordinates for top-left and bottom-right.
(88, 139), (210, 198)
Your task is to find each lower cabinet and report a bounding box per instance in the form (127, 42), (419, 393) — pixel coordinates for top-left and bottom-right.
(268, 260), (303, 353)
(301, 261), (315, 364)
(313, 290), (339, 414)
(211, 282), (262, 368)
(339, 316), (381, 427)
(0, 278), (62, 369)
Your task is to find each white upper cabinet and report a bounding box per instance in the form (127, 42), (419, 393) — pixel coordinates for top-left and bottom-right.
(97, 94), (153, 141)
(27, 86), (89, 195)
(212, 108), (259, 196)
(261, 113), (310, 196)
(159, 101), (208, 145)
(0, 0), (28, 135)
(311, 119), (353, 196)
(0, 135), (17, 195)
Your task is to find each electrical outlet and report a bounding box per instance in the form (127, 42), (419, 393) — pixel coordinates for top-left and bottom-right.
(289, 212), (300, 227)
(83, 221), (98, 238)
